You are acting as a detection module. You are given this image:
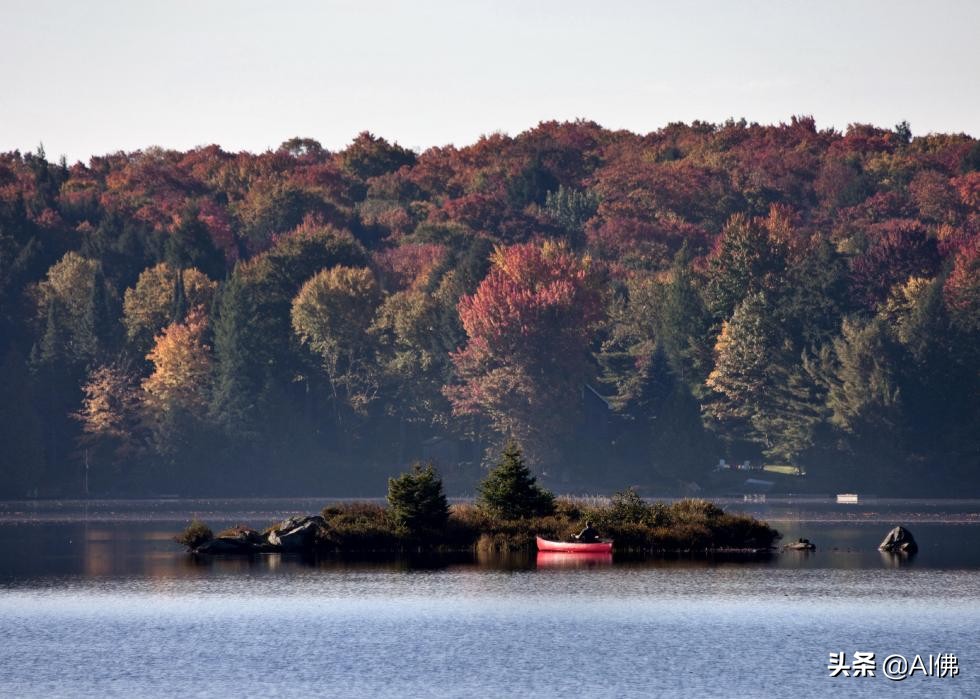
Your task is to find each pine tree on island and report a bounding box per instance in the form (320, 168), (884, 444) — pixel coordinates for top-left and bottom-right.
(477, 442), (555, 520)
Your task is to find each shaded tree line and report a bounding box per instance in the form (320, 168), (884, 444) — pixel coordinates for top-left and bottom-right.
(0, 118), (977, 496)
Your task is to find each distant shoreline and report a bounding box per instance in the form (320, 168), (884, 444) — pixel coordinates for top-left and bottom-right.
(1, 496), (980, 525)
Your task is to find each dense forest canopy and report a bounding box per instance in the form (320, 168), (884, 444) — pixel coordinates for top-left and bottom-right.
(0, 118), (977, 497)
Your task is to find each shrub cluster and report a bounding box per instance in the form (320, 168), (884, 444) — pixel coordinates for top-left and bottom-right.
(317, 502), (401, 551)
(581, 490), (779, 551)
(174, 519), (213, 548)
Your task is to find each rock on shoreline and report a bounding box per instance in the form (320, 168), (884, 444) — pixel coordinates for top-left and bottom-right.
(193, 515), (325, 555)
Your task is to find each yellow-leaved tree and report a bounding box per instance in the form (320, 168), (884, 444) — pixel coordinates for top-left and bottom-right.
(291, 266), (381, 442)
(123, 263), (216, 355)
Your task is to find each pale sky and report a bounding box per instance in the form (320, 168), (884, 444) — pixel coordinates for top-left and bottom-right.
(2, 0), (978, 163)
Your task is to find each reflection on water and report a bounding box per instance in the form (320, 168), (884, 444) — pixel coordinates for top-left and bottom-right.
(2, 501), (980, 698)
(536, 551), (613, 568)
(1, 518), (979, 585)
(767, 521), (980, 568)
(878, 550), (917, 569)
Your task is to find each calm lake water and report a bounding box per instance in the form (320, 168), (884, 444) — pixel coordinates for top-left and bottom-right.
(1, 498), (978, 698)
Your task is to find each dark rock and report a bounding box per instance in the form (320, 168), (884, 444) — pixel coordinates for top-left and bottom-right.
(194, 537), (255, 555)
(215, 526), (265, 546)
(267, 515), (325, 551)
(785, 538), (816, 551)
(878, 525), (918, 554)
(193, 526), (283, 554)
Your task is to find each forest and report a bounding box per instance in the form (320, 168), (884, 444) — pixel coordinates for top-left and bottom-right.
(0, 117), (977, 497)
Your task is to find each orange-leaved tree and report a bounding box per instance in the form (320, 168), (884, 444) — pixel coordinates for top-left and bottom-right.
(141, 308), (213, 459)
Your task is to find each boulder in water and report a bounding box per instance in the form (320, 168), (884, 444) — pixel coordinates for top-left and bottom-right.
(267, 515), (325, 550)
(878, 525), (918, 554)
(785, 538), (816, 551)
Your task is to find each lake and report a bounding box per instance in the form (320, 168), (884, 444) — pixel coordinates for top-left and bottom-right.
(1, 498), (978, 698)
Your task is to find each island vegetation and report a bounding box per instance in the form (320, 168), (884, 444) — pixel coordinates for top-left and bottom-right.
(0, 119), (977, 497)
(176, 445), (780, 555)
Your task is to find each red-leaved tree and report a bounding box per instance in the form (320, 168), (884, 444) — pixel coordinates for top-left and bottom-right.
(444, 241), (604, 465)
(944, 236), (980, 333)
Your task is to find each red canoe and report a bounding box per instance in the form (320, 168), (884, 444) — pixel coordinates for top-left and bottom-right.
(535, 536), (613, 553)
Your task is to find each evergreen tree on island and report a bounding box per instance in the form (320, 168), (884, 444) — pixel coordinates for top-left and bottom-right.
(387, 462), (450, 535)
(477, 443), (555, 520)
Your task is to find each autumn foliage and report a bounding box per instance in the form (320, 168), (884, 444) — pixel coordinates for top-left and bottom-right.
(0, 118), (977, 496)
(142, 307), (212, 422)
(447, 241), (604, 459)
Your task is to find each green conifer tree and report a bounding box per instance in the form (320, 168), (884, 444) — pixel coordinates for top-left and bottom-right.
(477, 443), (555, 520)
(387, 462), (449, 535)
(210, 272), (261, 439)
(0, 349), (46, 496)
(165, 206), (225, 280)
(171, 268), (187, 325)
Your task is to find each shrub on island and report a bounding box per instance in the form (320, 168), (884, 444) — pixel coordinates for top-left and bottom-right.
(580, 489), (779, 551)
(317, 502), (402, 551)
(175, 519), (213, 548)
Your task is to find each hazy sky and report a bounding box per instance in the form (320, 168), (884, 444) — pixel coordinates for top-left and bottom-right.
(2, 0), (978, 163)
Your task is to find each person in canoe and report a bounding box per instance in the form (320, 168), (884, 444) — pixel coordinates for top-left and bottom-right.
(574, 520), (600, 543)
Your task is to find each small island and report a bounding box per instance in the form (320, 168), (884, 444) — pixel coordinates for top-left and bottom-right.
(176, 444), (780, 556)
